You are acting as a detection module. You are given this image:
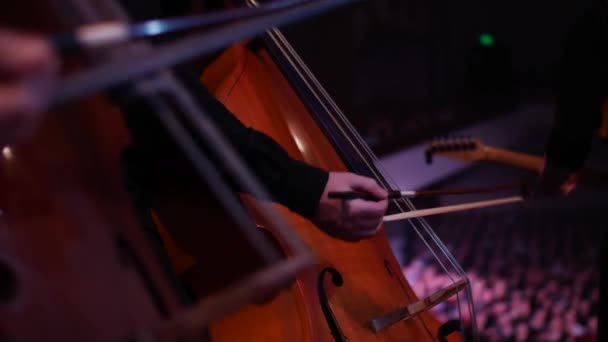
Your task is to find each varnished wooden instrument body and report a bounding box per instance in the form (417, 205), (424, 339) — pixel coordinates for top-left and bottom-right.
(0, 3), (225, 340)
(163, 43), (458, 341)
(0, 5), (186, 341)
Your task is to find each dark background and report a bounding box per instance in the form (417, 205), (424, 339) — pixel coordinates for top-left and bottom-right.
(282, 0), (594, 154)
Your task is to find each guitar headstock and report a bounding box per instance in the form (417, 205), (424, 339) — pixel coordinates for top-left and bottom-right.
(425, 137), (487, 164)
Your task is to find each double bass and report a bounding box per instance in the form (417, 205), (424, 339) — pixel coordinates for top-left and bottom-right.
(0, 2), (187, 340)
(149, 0), (477, 340)
(0, 0), (343, 339)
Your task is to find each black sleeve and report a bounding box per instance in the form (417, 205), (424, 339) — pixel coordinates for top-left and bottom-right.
(545, 6), (608, 171)
(120, 66), (328, 219)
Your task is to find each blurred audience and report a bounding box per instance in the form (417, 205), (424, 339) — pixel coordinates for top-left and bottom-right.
(401, 209), (601, 341)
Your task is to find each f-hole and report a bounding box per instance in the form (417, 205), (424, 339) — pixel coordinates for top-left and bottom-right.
(317, 267), (346, 342)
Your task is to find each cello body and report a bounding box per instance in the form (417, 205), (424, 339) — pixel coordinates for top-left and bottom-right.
(0, 95), (184, 342)
(0, 3), (187, 340)
(191, 43), (460, 340)
(0, 1), (301, 340)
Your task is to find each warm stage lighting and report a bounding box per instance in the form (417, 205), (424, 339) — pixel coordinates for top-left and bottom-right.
(2, 146), (13, 161)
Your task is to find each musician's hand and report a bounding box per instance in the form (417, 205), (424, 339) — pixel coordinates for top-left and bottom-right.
(535, 161), (578, 197)
(313, 172), (388, 242)
(0, 30), (58, 145)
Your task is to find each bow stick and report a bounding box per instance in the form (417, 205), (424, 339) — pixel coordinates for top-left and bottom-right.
(51, 0), (354, 106)
(328, 182), (528, 200)
(383, 195), (525, 222)
(329, 183), (528, 221)
(52, 0), (321, 52)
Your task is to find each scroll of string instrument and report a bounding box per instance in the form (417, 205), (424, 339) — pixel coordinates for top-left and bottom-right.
(0, 0), (348, 339)
(152, 0), (476, 340)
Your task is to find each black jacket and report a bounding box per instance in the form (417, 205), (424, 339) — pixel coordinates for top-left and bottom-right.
(119, 0), (328, 219)
(120, 67), (329, 219)
(545, 1), (608, 170)
(544, 3), (608, 340)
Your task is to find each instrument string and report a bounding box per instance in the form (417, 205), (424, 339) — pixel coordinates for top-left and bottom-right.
(249, 3), (478, 337)
(49, 0), (339, 335)
(262, 1), (505, 337)
(259, 12), (467, 278)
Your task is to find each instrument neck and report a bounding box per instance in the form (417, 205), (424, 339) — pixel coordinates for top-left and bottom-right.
(482, 146), (545, 173)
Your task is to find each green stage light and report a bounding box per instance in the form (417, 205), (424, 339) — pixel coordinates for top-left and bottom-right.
(479, 33), (495, 47)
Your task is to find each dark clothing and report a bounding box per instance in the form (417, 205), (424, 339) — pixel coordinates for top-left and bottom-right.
(121, 67), (328, 219)
(545, 2), (608, 340)
(116, 0), (329, 306)
(117, 64), (328, 307)
(117, 1), (329, 218)
(545, 2), (608, 171)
